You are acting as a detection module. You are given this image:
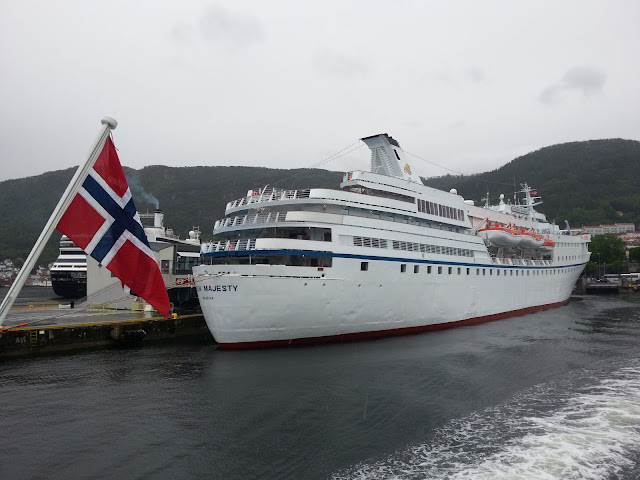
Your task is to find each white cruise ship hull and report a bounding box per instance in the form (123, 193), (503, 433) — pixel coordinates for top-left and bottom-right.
(193, 255), (584, 348)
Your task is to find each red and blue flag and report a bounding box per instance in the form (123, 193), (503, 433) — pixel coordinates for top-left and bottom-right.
(56, 137), (170, 317)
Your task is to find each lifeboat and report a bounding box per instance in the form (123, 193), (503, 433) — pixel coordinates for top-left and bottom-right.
(519, 230), (544, 249)
(478, 223), (547, 249)
(478, 223), (521, 247)
(539, 237), (555, 252)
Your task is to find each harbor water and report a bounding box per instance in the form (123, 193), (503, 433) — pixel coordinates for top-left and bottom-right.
(2, 288), (640, 479)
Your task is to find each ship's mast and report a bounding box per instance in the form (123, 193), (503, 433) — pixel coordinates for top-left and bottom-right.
(519, 183), (543, 219)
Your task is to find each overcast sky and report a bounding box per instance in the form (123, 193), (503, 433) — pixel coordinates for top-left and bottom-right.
(1, 0), (639, 182)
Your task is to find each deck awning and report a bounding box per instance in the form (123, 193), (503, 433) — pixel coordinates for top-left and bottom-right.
(177, 251), (201, 257)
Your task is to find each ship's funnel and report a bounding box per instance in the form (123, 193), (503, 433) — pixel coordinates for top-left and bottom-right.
(360, 134), (423, 185)
(154, 209), (164, 229)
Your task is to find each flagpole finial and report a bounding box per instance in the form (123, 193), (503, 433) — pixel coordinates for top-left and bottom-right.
(101, 116), (118, 129)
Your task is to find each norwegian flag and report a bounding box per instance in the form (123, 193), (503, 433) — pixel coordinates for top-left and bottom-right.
(56, 137), (170, 317)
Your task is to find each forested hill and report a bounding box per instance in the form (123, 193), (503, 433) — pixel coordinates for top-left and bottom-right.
(423, 138), (640, 228)
(1, 138), (638, 266)
(0, 166), (342, 265)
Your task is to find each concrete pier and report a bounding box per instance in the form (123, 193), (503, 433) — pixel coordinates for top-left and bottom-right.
(0, 312), (214, 359)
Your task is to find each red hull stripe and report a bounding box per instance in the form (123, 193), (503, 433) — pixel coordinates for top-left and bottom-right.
(217, 299), (570, 350)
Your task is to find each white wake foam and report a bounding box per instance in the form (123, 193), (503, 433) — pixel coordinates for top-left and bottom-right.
(334, 362), (640, 480)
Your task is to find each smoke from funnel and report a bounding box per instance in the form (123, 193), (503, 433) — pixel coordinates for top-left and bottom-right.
(127, 174), (159, 208)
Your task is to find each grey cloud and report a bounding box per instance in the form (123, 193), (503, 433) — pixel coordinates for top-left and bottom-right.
(466, 67), (485, 83)
(198, 5), (265, 48)
(448, 120), (467, 130)
(539, 66), (606, 105)
(313, 50), (368, 77)
(433, 67), (485, 87)
(170, 24), (196, 43)
(563, 66), (606, 95)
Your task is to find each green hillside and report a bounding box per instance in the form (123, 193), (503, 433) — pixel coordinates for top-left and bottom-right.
(422, 138), (640, 228)
(1, 138), (638, 267)
(0, 166), (342, 266)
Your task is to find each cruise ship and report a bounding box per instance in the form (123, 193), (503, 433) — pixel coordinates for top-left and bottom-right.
(193, 134), (591, 349)
(50, 235), (87, 298)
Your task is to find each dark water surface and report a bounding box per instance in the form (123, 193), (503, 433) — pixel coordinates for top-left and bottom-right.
(2, 290), (640, 479)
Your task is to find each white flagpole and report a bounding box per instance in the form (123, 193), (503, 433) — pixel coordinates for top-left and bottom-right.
(0, 117), (118, 326)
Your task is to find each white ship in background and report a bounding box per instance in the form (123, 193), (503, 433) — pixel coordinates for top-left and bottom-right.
(194, 134), (591, 349)
(50, 235), (87, 298)
(82, 209), (202, 312)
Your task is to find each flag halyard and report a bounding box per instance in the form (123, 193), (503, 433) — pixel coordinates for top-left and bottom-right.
(56, 137), (171, 317)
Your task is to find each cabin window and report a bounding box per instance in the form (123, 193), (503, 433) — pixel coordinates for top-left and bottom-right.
(466, 268), (470, 275)
(361, 262), (368, 271)
(427, 266), (432, 274)
(175, 254), (200, 274)
(438, 266), (442, 274)
(161, 260), (170, 274)
(401, 264), (406, 273)
(414, 265), (419, 273)
(457, 267), (461, 275)
(483, 269), (486, 276)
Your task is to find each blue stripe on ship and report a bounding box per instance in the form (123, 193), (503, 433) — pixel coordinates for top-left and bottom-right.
(202, 249), (586, 270)
(83, 175), (150, 262)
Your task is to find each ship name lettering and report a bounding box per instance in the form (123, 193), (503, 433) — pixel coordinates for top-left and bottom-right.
(201, 285), (238, 292)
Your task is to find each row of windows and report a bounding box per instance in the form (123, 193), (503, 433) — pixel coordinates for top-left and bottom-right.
(204, 254), (332, 267)
(391, 240), (474, 257)
(556, 242), (583, 248)
(417, 199), (464, 222)
(558, 255), (584, 261)
(360, 261), (582, 276)
(353, 236), (388, 249)
(352, 235), (474, 257)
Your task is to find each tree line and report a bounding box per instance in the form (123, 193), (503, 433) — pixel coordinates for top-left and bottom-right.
(1, 138), (638, 267)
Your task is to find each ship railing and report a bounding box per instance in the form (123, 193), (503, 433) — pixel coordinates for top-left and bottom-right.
(530, 259), (551, 266)
(226, 189), (312, 209)
(214, 212), (288, 231)
(490, 257), (552, 267)
(201, 239), (257, 254)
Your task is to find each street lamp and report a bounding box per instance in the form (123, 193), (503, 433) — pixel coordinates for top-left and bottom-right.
(597, 252), (601, 279)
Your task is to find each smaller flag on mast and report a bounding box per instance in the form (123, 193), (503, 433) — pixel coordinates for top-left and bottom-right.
(56, 137), (170, 317)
